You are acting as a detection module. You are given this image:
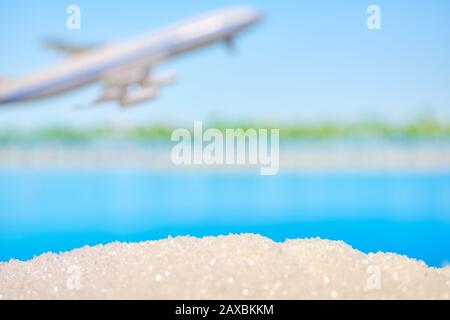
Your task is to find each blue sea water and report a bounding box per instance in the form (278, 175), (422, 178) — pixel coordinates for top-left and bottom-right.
(0, 171), (449, 267)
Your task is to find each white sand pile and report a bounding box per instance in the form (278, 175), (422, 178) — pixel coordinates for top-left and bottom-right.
(1, 234), (449, 300)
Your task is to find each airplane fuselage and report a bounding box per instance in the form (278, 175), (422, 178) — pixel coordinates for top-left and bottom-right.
(0, 6), (262, 105)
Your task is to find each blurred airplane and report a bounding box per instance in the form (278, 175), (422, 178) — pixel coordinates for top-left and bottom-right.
(0, 6), (262, 107)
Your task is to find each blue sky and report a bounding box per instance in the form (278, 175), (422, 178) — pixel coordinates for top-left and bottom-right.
(0, 0), (449, 127)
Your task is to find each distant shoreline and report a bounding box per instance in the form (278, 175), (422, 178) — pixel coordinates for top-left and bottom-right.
(1, 144), (449, 171)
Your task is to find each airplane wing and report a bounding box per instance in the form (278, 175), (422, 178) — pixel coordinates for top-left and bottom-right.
(88, 67), (176, 108)
(43, 38), (97, 56)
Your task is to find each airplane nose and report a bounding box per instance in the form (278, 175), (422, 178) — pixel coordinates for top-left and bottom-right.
(252, 10), (264, 23)
(251, 12), (264, 23)
(246, 8), (263, 23)
(246, 9), (264, 24)
(232, 6), (264, 25)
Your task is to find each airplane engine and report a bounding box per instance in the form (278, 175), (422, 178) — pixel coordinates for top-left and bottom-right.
(119, 86), (158, 107)
(96, 87), (125, 103)
(143, 71), (176, 87)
